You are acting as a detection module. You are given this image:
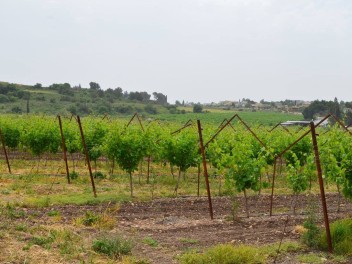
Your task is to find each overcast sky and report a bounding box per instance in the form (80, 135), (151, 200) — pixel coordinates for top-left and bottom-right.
(1, 0), (351, 103)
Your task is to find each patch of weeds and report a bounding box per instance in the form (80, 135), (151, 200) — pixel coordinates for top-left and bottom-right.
(5, 203), (26, 219)
(92, 236), (133, 260)
(69, 171), (79, 180)
(78, 211), (100, 226)
(142, 236), (158, 247)
(179, 244), (266, 264)
(1, 189), (10, 195)
(101, 186), (113, 191)
(275, 241), (302, 253)
(302, 197), (320, 248)
(74, 210), (116, 230)
(296, 253), (326, 264)
(93, 171), (106, 179)
(47, 210), (60, 217)
(25, 228), (81, 255)
(85, 199), (100, 206)
(24, 197), (51, 208)
(53, 229), (81, 256)
(121, 256), (151, 264)
(179, 238), (198, 244)
(30, 232), (56, 249)
(261, 240), (302, 259)
(319, 218), (352, 255)
(15, 224), (28, 232)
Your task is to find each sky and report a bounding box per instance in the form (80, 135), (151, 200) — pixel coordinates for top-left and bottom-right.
(1, 0), (352, 104)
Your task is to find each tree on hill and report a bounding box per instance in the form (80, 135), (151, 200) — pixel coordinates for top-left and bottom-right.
(33, 83), (42, 89)
(89, 82), (101, 90)
(129, 91), (151, 102)
(193, 103), (203, 113)
(153, 92), (167, 105)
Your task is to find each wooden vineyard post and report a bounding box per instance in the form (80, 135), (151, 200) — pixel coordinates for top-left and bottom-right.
(0, 128), (11, 174)
(58, 115), (71, 184)
(197, 120), (214, 220)
(77, 116), (97, 197)
(310, 122), (333, 253)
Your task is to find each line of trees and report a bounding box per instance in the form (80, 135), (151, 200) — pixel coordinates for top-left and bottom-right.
(36, 81), (168, 105)
(302, 98), (352, 126)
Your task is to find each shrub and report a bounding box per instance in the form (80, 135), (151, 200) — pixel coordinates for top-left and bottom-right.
(144, 105), (158, 114)
(93, 171), (106, 179)
(69, 171), (79, 180)
(319, 218), (352, 255)
(11, 106), (22, 113)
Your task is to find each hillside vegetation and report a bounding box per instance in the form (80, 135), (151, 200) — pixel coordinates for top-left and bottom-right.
(0, 81), (172, 116)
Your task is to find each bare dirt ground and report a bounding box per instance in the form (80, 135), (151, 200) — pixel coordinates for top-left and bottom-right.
(21, 193), (352, 263)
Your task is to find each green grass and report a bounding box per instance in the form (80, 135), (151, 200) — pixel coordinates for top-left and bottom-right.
(179, 241), (326, 264)
(179, 238), (199, 244)
(179, 244), (266, 264)
(296, 253), (326, 264)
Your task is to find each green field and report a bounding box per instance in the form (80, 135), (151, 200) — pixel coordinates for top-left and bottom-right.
(156, 111), (303, 126)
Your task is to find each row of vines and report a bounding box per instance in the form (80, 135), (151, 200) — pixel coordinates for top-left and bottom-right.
(1, 114), (352, 215)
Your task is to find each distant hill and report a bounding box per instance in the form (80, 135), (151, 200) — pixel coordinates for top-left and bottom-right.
(0, 81), (177, 116)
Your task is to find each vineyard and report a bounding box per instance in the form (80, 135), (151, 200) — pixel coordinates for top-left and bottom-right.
(1, 112), (352, 263)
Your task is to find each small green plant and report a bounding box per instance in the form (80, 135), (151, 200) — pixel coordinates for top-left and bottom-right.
(47, 210), (60, 217)
(69, 171), (79, 180)
(81, 211), (100, 226)
(142, 236), (158, 247)
(15, 224), (28, 232)
(92, 236), (133, 259)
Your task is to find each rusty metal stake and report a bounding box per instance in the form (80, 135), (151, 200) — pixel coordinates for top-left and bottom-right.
(147, 155), (151, 184)
(236, 115), (266, 148)
(269, 157), (277, 216)
(126, 112), (145, 132)
(58, 115), (70, 184)
(197, 164), (200, 197)
(310, 122), (333, 253)
(205, 114), (239, 148)
(197, 120), (214, 220)
(171, 123), (192, 135)
(136, 113), (145, 132)
(0, 128), (11, 174)
(77, 116), (97, 197)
